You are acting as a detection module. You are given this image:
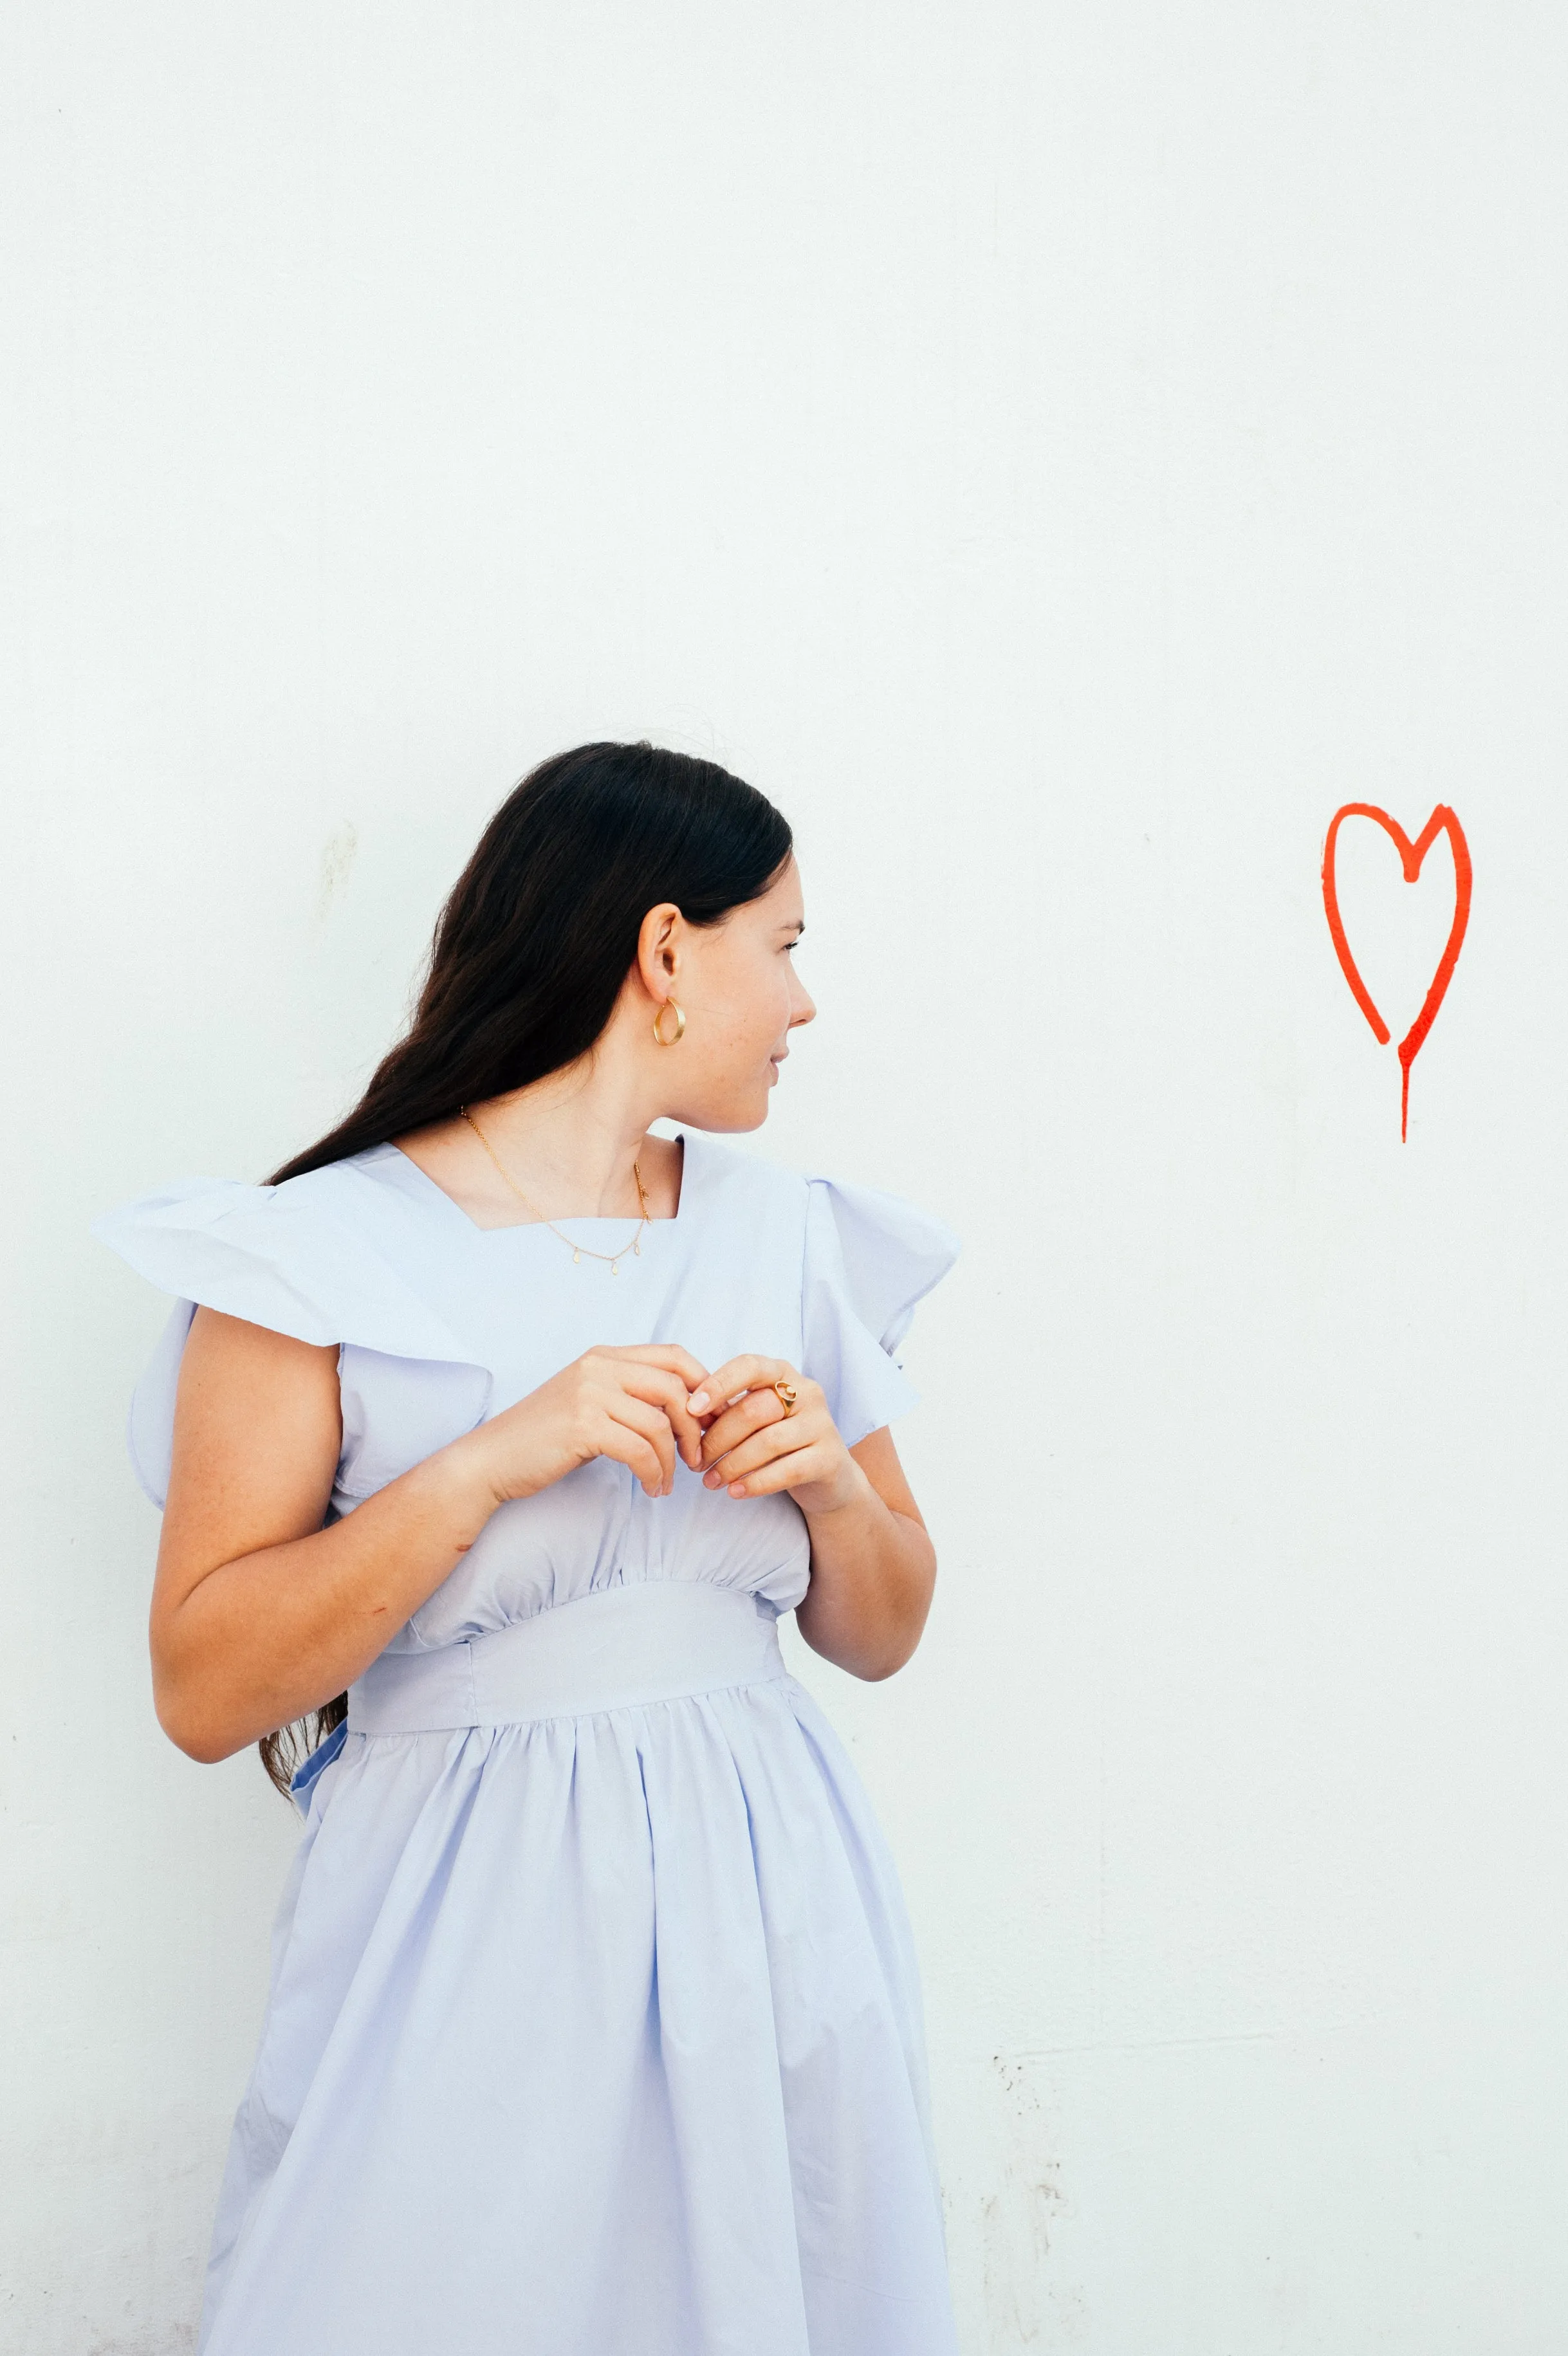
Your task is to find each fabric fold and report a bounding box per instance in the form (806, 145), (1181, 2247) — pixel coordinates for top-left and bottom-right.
(93, 1174), (492, 1507)
(93, 1175), (486, 1361)
(800, 1177), (959, 1448)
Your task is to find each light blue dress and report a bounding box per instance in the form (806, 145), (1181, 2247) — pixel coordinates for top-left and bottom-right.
(97, 1133), (961, 2356)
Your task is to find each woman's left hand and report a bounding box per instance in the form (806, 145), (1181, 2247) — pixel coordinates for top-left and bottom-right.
(687, 1357), (863, 1516)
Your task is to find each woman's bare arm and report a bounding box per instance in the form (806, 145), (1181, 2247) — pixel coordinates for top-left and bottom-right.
(793, 1426), (936, 1680)
(152, 1311), (495, 1762)
(152, 1308), (710, 1763)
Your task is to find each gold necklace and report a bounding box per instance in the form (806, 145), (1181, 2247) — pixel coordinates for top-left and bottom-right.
(459, 1108), (650, 1273)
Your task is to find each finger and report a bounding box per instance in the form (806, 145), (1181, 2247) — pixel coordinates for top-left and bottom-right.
(601, 1343), (711, 1392)
(699, 1386), (790, 1466)
(717, 1439), (832, 1498)
(596, 1423), (670, 1497)
(687, 1355), (797, 1418)
(611, 1366), (709, 1469)
(701, 1410), (829, 1486)
(600, 1396), (678, 1495)
(701, 1377), (823, 1468)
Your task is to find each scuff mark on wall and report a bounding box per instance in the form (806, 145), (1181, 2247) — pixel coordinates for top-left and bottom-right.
(979, 2052), (1078, 2348)
(315, 824), (359, 922)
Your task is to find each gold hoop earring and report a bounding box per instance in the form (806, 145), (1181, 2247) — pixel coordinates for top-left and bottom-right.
(653, 999), (686, 1046)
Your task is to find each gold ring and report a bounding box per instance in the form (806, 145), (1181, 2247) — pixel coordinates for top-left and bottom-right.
(772, 1380), (798, 1417)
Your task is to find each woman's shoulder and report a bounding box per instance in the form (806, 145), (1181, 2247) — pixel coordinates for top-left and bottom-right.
(91, 1145), (473, 1361)
(94, 1148), (490, 1512)
(680, 1130), (807, 1216)
(685, 1134), (959, 1313)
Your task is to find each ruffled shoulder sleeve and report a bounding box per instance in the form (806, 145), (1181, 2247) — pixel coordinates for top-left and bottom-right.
(800, 1175), (959, 1448)
(93, 1171), (488, 1507)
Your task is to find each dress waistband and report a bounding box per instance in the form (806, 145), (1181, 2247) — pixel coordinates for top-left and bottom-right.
(348, 1581), (787, 1735)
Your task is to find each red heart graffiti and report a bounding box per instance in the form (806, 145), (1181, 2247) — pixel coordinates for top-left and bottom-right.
(1321, 803), (1472, 1141)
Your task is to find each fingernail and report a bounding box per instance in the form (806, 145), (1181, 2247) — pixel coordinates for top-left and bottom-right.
(688, 1391), (709, 1413)
(728, 1481), (746, 1498)
(703, 1471), (720, 1488)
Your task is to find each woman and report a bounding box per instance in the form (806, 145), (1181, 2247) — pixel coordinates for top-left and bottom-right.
(97, 742), (960, 2356)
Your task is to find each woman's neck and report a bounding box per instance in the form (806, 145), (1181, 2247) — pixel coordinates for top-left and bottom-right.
(468, 1067), (660, 1219)
(396, 1040), (683, 1228)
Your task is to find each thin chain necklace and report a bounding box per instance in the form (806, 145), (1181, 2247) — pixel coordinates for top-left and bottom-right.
(459, 1108), (650, 1273)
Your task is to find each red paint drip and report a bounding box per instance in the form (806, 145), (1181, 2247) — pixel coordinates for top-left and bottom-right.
(1399, 1045), (1411, 1144)
(1320, 802), (1472, 1141)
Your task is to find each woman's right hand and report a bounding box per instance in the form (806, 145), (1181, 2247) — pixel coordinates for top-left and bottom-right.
(454, 1345), (713, 1507)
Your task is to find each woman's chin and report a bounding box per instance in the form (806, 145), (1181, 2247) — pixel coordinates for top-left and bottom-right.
(730, 1093), (775, 1134)
(662, 1081), (775, 1135)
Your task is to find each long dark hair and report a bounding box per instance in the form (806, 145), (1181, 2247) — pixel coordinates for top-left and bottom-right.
(257, 741), (793, 1794)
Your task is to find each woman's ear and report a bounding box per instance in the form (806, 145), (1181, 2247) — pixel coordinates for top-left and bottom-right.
(635, 902), (683, 1001)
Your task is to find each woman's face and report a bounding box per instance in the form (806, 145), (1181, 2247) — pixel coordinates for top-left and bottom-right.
(654, 858), (815, 1131)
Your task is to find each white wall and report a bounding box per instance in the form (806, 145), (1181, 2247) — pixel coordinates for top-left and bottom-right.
(5, 6), (1567, 2349)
